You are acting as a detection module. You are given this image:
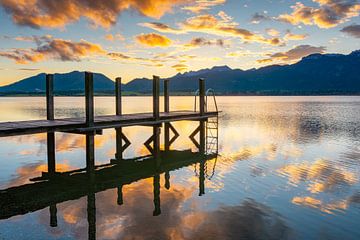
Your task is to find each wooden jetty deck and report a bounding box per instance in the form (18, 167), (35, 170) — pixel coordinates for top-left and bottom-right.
(0, 72), (219, 137)
(0, 111), (217, 137)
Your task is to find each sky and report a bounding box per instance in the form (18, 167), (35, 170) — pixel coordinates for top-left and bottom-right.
(0, 0), (359, 86)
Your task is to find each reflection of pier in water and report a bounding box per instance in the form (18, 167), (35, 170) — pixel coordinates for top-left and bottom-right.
(0, 72), (219, 239)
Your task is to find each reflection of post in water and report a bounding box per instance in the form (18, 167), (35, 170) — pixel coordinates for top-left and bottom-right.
(153, 174), (161, 216)
(49, 204), (57, 227)
(86, 132), (95, 179)
(87, 193), (96, 240)
(47, 132), (56, 174)
(117, 185), (123, 206)
(164, 171), (170, 190)
(199, 160), (205, 196)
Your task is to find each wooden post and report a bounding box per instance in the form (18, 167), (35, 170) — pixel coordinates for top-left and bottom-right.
(117, 185), (123, 205)
(165, 171), (170, 190)
(86, 132), (95, 178)
(46, 74), (54, 120)
(85, 72), (94, 127)
(115, 77), (123, 160)
(47, 132), (56, 173)
(164, 79), (169, 113)
(115, 77), (122, 115)
(153, 76), (160, 120)
(199, 78), (205, 116)
(164, 79), (170, 151)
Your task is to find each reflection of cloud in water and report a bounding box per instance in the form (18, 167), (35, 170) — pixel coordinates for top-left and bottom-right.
(38, 178), (291, 239)
(278, 158), (357, 193)
(4, 162), (72, 188)
(292, 192), (360, 214)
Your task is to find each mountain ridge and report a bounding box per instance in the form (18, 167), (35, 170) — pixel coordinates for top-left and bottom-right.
(1, 50), (359, 95)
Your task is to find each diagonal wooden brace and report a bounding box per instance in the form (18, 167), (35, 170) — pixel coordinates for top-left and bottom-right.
(189, 125), (201, 149)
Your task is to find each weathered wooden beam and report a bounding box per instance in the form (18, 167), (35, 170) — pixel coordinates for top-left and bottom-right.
(199, 78), (205, 116)
(115, 77), (122, 116)
(46, 74), (54, 120)
(85, 72), (94, 127)
(164, 79), (169, 113)
(153, 75), (160, 120)
(47, 132), (56, 174)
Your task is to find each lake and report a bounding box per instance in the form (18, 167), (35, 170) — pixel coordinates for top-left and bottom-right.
(0, 96), (359, 240)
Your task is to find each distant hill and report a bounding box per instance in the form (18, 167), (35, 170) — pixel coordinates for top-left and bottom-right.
(0, 71), (116, 94)
(1, 50), (360, 95)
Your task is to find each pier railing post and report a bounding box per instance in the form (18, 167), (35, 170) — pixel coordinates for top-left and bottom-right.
(164, 79), (169, 113)
(85, 72), (94, 127)
(46, 74), (54, 120)
(153, 76), (160, 120)
(199, 78), (205, 116)
(115, 77), (122, 115)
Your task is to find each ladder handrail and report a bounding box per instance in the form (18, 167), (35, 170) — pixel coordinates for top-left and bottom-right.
(193, 88), (218, 112)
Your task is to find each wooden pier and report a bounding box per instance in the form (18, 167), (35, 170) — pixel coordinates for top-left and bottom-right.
(0, 73), (218, 137)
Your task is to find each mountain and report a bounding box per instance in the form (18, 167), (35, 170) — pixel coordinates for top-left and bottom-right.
(1, 51), (360, 95)
(0, 71), (115, 93)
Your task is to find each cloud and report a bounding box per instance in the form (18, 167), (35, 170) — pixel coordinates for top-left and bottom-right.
(138, 22), (185, 34)
(341, 24), (360, 38)
(257, 45), (326, 63)
(182, 0), (226, 13)
(180, 14), (284, 45)
(266, 28), (280, 37)
(0, 0), (191, 29)
(277, 0), (360, 28)
(172, 63), (188, 72)
(284, 30), (309, 41)
(108, 52), (163, 65)
(135, 33), (172, 47)
(0, 36), (104, 64)
(184, 37), (226, 48)
(18, 68), (41, 71)
(104, 33), (125, 41)
(251, 12), (271, 24)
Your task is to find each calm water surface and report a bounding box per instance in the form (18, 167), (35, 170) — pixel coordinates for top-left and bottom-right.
(0, 96), (359, 240)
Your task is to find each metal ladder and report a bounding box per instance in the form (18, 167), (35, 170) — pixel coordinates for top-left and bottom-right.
(194, 88), (219, 154)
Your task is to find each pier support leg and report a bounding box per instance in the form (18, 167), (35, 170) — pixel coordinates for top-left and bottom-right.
(153, 174), (161, 216)
(165, 171), (170, 190)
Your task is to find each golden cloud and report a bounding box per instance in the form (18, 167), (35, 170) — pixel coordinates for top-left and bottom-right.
(105, 33), (125, 41)
(139, 22), (185, 34)
(0, 0), (191, 29)
(172, 63), (188, 72)
(257, 45), (326, 64)
(135, 33), (172, 47)
(184, 37), (226, 48)
(182, 0), (226, 13)
(0, 36), (105, 64)
(284, 32), (309, 41)
(278, 0), (360, 28)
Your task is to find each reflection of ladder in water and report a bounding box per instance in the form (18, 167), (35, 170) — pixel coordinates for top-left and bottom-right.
(206, 116), (218, 154)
